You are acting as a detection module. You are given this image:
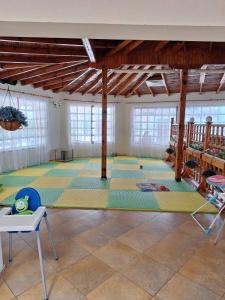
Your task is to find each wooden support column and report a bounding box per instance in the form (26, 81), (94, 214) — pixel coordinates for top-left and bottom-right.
(175, 69), (188, 181)
(101, 65), (108, 179)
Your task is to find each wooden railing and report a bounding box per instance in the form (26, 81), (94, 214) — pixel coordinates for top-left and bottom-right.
(169, 118), (225, 191)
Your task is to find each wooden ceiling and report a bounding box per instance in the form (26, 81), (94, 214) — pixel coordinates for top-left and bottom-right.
(1, 37), (225, 97)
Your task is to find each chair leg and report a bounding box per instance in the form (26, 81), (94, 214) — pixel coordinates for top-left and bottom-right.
(36, 231), (48, 300)
(44, 217), (58, 261)
(8, 233), (13, 263)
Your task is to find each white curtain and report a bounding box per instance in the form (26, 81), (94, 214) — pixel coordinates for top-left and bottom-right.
(67, 101), (116, 157)
(0, 90), (49, 172)
(128, 103), (176, 158)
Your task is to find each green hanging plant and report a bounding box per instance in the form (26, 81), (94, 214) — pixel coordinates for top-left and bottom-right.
(0, 106), (28, 131)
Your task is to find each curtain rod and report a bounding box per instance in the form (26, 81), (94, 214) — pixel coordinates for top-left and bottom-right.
(0, 87), (54, 100)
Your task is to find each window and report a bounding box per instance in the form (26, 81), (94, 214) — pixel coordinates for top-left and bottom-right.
(69, 104), (115, 144)
(0, 97), (48, 151)
(185, 105), (225, 124)
(131, 106), (176, 145)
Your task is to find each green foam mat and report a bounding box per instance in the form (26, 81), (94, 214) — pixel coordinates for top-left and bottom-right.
(69, 177), (110, 189)
(45, 169), (80, 177)
(0, 176), (38, 187)
(108, 190), (159, 209)
(111, 170), (144, 179)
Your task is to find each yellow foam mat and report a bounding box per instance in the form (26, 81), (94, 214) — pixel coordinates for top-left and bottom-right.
(55, 163), (84, 170)
(114, 156), (137, 160)
(144, 171), (174, 180)
(112, 164), (140, 171)
(110, 178), (142, 190)
(55, 189), (108, 208)
(154, 192), (217, 213)
(10, 168), (49, 176)
(139, 159), (165, 165)
(0, 187), (19, 202)
(30, 176), (73, 188)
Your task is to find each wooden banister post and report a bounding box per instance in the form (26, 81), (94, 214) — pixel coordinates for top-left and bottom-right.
(170, 117), (174, 141)
(101, 65), (108, 179)
(204, 116), (212, 151)
(175, 69), (188, 181)
(187, 118), (194, 147)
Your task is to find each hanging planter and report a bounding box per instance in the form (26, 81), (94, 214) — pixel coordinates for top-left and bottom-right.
(0, 87), (28, 131)
(0, 106), (28, 131)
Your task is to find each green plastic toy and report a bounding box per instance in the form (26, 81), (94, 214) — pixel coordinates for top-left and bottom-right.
(14, 196), (33, 215)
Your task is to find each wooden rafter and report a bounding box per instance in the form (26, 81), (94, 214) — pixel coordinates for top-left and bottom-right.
(161, 73), (170, 95)
(82, 70), (102, 94)
(34, 71), (85, 89)
(0, 40), (87, 56)
(0, 53), (87, 64)
(106, 40), (132, 56)
(0, 65), (43, 80)
(20, 62), (88, 85)
(58, 69), (90, 92)
(170, 42), (185, 53)
(108, 66), (135, 95)
(154, 41), (169, 53)
(0, 63), (42, 69)
(69, 70), (97, 94)
(199, 65), (207, 94)
(92, 71), (114, 95)
(216, 73), (225, 93)
(122, 41), (144, 54)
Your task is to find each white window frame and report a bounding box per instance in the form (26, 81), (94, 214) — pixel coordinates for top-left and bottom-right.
(69, 103), (115, 144)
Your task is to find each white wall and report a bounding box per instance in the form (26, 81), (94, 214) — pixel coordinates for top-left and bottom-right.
(1, 0), (225, 41)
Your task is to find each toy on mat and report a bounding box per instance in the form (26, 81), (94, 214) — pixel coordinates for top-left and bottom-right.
(14, 196), (33, 215)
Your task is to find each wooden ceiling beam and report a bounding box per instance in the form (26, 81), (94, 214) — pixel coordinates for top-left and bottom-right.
(33, 70), (85, 89)
(82, 70), (102, 94)
(106, 40), (132, 56)
(0, 37), (83, 46)
(92, 43), (225, 68)
(199, 65), (207, 94)
(69, 70), (97, 94)
(58, 69), (90, 92)
(0, 65), (44, 80)
(216, 73), (225, 93)
(0, 63), (42, 69)
(43, 78), (75, 91)
(0, 53), (87, 64)
(126, 73), (153, 97)
(20, 62), (89, 85)
(115, 66), (145, 96)
(0, 40), (87, 56)
(161, 73), (170, 95)
(122, 40), (144, 55)
(82, 38), (96, 63)
(170, 42), (185, 53)
(92, 71), (114, 95)
(154, 41), (169, 53)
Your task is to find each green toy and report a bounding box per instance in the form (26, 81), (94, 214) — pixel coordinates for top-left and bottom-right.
(14, 196), (33, 215)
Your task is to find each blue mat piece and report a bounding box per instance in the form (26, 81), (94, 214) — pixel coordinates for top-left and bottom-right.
(111, 170), (144, 179)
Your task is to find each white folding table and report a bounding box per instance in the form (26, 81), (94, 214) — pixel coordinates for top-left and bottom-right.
(0, 206), (49, 300)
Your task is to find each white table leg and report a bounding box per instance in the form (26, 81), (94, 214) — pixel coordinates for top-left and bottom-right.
(0, 232), (5, 273)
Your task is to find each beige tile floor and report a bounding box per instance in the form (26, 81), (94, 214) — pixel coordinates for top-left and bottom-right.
(0, 208), (225, 300)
